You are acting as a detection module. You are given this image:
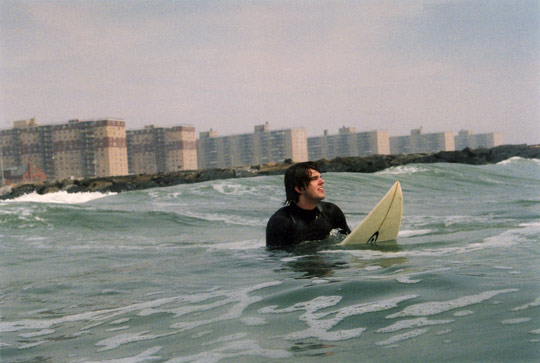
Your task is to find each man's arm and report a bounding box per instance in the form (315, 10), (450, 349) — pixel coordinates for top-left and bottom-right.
(266, 213), (295, 249)
(325, 202), (351, 235)
(337, 209), (351, 235)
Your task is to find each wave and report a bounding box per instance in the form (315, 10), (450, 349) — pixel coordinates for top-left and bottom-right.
(1, 191), (116, 204)
(177, 209), (266, 227)
(496, 156), (540, 166)
(211, 180), (275, 197)
(398, 229), (433, 238)
(205, 239), (265, 251)
(324, 220), (540, 260)
(376, 165), (428, 175)
(0, 204), (218, 232)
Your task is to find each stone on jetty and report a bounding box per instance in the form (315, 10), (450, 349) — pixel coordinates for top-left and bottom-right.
(1, 144), (538, 200)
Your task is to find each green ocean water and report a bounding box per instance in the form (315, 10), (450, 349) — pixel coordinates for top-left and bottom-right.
(1, 157), (539, 362)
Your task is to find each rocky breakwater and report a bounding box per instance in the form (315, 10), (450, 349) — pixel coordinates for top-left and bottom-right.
(0, 161), (291, 200)
(1, 144), (538, 200)
(316, 143), (540, 173)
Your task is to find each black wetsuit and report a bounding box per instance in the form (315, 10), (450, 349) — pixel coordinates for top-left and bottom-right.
(266, 201), (351, 249)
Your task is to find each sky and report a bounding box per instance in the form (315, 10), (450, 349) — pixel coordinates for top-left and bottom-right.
(1, 0), (539, 144)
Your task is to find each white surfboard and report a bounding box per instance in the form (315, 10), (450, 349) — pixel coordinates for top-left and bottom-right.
(339, 181), (403, 245)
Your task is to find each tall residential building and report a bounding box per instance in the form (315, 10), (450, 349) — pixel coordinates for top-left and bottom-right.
(308, 126), (390, 160)
(126, 125), (197, 174)
(390, 127), (455, 154)
(197, 122), (308, 169)
(1, 118), (129, 181)
(455, 130), (503, 150)
(0, 118), (55, 178)
(52, 119), (128, 179)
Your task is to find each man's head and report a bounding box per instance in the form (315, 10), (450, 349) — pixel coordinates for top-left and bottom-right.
(284, 161), (325, 206)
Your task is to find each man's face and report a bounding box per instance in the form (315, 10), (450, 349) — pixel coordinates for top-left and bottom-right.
(299, 169), (326, 202)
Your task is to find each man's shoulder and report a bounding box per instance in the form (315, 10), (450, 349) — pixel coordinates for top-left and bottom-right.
(268, 205), (293, 223)
(319, 201), (341, 211)
(266, 205), (295, 242)
(319, 201), (347, 217)
(320, 201), (337, 207)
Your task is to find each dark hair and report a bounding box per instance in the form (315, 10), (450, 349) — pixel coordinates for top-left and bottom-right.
(284, 161), (321, 204)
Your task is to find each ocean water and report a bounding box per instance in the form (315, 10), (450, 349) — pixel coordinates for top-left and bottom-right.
(1, 157), (539, 362)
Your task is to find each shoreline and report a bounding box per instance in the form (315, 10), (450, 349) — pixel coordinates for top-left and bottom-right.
(1, 144), (538, 200)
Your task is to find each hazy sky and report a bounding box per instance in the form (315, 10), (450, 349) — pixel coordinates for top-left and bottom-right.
(1, 0), (539, 144)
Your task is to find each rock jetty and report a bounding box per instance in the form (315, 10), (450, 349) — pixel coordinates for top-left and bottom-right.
(1, 144), (538, 200)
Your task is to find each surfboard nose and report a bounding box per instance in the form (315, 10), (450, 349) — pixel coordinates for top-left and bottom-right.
(340, 180), (403, 246)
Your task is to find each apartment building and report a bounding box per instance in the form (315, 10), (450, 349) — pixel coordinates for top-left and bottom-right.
(126, 125), (197, 174)
(390, 128), (455, 154)
(53, 119), (128, 179)
(308, 126), (390, 160)
(1, 118), (129, 181)
(0, 118), (55, 178)
(197, 122), (308, 169)
(455, 130), (503, 150)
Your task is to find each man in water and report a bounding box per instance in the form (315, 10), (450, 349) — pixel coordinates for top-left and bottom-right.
(266, 161), (350, 249)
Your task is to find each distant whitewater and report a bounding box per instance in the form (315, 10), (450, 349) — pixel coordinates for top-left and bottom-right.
(1, 158), (539, 362)
(3, 191), (116, 204)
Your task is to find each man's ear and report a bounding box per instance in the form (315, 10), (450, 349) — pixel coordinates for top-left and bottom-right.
(294, 185), (304, 195)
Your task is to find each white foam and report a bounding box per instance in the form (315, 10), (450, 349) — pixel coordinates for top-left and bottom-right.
(260, 295), (418, 342)
(106, 326), (130, 332)
(376, 328), (429, 346)
(164, 339), (292, 362)
(202, 333), (248, 346)
(95, 331), (176, 352)
(206, 239), (265, 251)
(110, 318), (131, 325)
(436, 329), (453, 336)
(493, 265), (513, 270)
(377, 165), (427, 175)
(519, 221), (540, 228)
(240, 317), (267, 326)
(398, 229), (432, 238)
(84, 346), (163, 363)
(17, 340), (48, 349)
(258, 296), (342, 315)
(310, 279), (330, 285)
(496, 156), (521, 165)
(280, 255), (308, 262)
(2, 191), (116, 204)
(512, 297), (540, 311)
(178, 209), (264, 227)
(501, 318), (532, 325)
(396, 276), (422, 284)
(376, 317), (454, 333)
(168, 282), (282, 331)
(530, 329), (540, 335)
(191, 331), (213, 339)
(496, 156), (540, 165)
(0, 294), (196, 334)
(212, 182), (254, 196)
(325, 223), (538, 260)
(18, 329), (55, 338)
(66, 330), (92, 338)
(387, 289), (518, 318)
(364, 265), (383, 271)
(284, 326), (368, 341)
(453, 310), (474, 317)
